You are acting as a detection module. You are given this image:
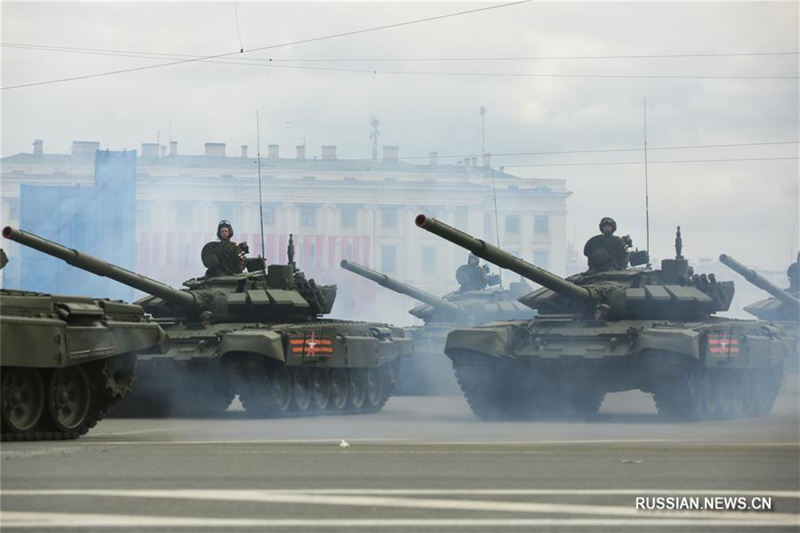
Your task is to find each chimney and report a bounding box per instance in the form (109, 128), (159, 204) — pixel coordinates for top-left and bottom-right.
(267, 144), (279, 160)
(33, 139), (43, 156)
(429, 151), (438, 166)
(241, 145), (248, 159)
(169, 141), (178, 156)
(204, 142), (226, 157)
(482, 153), (491, 167)
(382, 145), (399, 162)
(141, 143), (160, 158)
(296, 145), (306, 160)
(321, 145), (337, 160)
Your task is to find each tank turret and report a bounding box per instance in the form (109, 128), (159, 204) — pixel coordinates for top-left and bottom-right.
(719, 253), (799, 323)
(3, 226), (335, 322)
(416, 215), (733, 320)
(341, 259), (461, 315)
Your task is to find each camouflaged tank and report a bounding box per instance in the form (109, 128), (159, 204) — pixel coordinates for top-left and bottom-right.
(4, 226), (412, 418)
(415, 215), (789, 420)
(341, 259), (533, 394)
(0, 239), (167, 440)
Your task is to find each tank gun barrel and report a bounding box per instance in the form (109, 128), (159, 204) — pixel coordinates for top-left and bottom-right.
(415, 215), (592, 303)
(719, 253), (800, 307)
(340, 259), (461, 314)
(3, 226), (197, 309)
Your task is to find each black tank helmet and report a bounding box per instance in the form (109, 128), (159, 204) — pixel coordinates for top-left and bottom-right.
(217, 219), (234, 240)
(599, 217), (617, 234)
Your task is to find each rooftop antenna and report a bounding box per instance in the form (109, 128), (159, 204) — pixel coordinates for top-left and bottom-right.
(643, 97), (651, 266)
(256, 111), (266, 259)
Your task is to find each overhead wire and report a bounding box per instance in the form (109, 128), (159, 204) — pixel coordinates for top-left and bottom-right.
(0, 0), (534, 90)
(502, 156), (799, 168)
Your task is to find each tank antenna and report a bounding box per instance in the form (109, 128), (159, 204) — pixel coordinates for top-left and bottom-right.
(256, 111), (266, 259)
(643, 97), (651, 266)
(483, 106), (502, 283)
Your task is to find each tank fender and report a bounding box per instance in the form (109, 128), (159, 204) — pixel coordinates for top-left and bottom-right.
(219, 329), (285, 362)
(634, 327), (702, 361)
(444, 325), (512, 359)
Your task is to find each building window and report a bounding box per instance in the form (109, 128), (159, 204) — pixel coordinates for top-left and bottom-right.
(506, 214), (520, 233)
(262, 205), (275, 225)
(381, 245), (396, 273)
(422, 246), (436, 275)
(341, 206), (357, 228)
(535, 214), (548, 234)
(300, 206), (316, 226)
(217, 201), (238, 222)
(381, 208), (397, 228)
(534, 251), (549, 269)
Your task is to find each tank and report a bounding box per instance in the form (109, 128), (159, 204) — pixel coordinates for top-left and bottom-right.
(341, 259), (534, 394)
(3, 226), (412, 418)
(415, 214), (789, 420)
(0, 246), (167, 440)
(719, 254), (799, 368)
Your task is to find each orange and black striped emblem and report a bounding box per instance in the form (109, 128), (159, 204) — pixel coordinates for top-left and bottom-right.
(288, 331), (334, 357)
(708, 333), (739, 356)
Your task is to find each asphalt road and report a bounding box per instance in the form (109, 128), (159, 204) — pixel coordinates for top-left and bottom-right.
(2, 387), (798, 532)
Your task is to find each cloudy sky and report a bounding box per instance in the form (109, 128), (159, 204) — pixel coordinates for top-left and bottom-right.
(2, 1), (798, 271)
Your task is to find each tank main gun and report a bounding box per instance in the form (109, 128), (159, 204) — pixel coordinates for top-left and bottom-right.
(341, 259), (461, 315)
(415, 215), (593, 304)
(2, 226), (197, 310)
(719, 253), (800, 307)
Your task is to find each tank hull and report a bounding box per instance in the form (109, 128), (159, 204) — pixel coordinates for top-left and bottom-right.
(0, 290), (167, 440)
(111, 319), (412, 417)
(445, 317), (788, 420)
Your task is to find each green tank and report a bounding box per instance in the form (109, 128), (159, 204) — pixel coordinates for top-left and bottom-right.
(0, 241), (168, 441)
(341, 259), (533, 394)
(719, 253), (799, 367)
(415, 214), (789, 420)
(3, 226), (412, 418)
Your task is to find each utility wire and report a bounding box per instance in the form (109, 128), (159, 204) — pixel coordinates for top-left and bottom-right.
(503, 156), (799, 168)
(5, 41), (797, 62)
(6, 42), (795, 82)
(1, 0), (533, 90)
(343, 140), (800, 162)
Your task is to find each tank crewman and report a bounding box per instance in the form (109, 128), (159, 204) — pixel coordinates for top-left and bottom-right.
(583, 216), (628, 273)
(788, 252), (799, 294)
(456, 254), (490, 291)
(201, 219), (247, 276)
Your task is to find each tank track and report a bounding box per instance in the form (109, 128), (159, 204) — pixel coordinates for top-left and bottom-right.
(449, 349), (785, 421)
(653, 365), (784, 420)
(1, 355), (136, 441)
(112, 360), (401, 418)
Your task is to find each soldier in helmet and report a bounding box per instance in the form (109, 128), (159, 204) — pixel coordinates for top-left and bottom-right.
(583, 216), (628, 273)
(201, 219), (247, 276)
(788, 252), (799, 294)
(456, 254), (490, 291)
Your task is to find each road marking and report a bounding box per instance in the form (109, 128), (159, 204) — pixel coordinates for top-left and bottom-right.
(2, 512), (798, 528)
(1, 490), (796, 522)
(0, 448), (77, 460)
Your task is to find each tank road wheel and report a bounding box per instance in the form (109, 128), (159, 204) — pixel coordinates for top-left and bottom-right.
(365, 368), (386, 410)
(703, 371), (722, 417)
(311, 368), (330, 410)
(330, 369), (349, 410)
(347, 369), (367, 410)
(1, 368), (46, 439)
(291, 368), (313, 412)
(570, 388), (606, 416)
(653, 369), (702, 421)
(48, 366), (91, 435)
(270, 366), (293, 414)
